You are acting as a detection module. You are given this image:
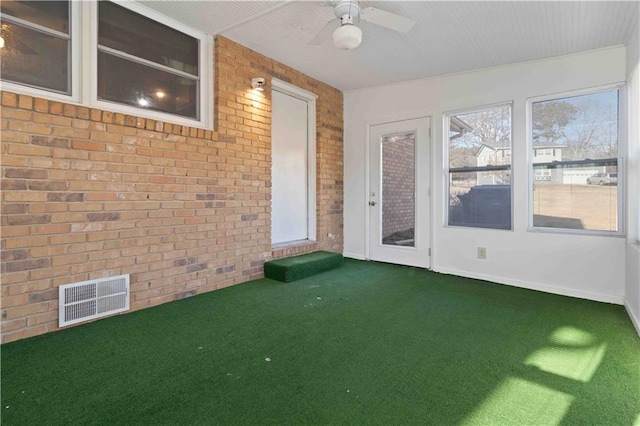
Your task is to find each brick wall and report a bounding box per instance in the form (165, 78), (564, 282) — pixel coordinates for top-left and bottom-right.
(0, 36), (344, 343)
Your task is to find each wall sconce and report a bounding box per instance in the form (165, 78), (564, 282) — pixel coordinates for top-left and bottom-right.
(251, 77), (265, 91)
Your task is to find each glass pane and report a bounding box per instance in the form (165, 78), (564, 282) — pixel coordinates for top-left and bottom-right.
(1, 1), (69, 34)
(98, 51), (198, 119)
(448, 105), (512, 229)
(99, 1), (198, 76)
(531, 90), (618, 232)
(0, 22), (69, 93)
(449, 172), (511, 229)
(533, 165), (617, 231)
(381, 132), (415, 247)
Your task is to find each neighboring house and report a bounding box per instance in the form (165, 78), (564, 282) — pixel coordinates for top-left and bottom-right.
(531, 145), (564, 184)
(473, 143), (597, 185)
(474, 143), (513, 185)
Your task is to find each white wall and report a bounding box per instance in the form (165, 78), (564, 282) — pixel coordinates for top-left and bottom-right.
(344, 47), (629, 304)
(627, 16), (639, 78)
(625, 13), (640, 334)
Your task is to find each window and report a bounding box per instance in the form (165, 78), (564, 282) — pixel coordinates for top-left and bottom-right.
(97, 1), (199, 120)
(447, 104), (512, 230)
(530, 88), (620, 233)
(0, 1), (211, 127)
(535, 148), (553, 157)
(0, 1), (71, 94)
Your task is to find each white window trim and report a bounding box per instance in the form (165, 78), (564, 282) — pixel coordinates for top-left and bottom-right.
(1, 0), (213, 130)
(0, 1), (82, 104)
(443, 101), (514, 231)
(630, 61), (640, 245)
(87, 0), (212, 129)
(271, 78), (318, 243)
(526, 83), (626, 237)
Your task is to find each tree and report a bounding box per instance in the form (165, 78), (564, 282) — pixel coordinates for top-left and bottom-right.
(532, 101), (577, 145)
(564, 98), (618, 160)
(531, 93), (618, 160)
(449, 107), (511, 168)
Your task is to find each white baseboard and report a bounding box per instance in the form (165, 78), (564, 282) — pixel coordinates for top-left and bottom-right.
(432, 267), (625, 305)
(625, 301), (640, 337)
(343, 252), (366, 260)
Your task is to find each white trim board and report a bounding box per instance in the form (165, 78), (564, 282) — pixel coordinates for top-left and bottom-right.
(625, 302), (640, 337)
(432, 267), (625, 305)
(343, 252), (366, 261)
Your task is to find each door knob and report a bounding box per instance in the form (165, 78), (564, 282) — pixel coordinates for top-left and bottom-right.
(368, 201), (376, 206)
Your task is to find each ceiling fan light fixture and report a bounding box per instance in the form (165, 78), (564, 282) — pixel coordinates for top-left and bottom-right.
(332, 24), (362, 50)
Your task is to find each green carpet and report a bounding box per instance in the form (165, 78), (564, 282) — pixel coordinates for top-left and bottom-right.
(2, 259), (639, 425)
(264, 251), (344, 282)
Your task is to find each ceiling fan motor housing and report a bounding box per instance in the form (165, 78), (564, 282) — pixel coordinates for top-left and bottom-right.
(334, 0), (360, 20)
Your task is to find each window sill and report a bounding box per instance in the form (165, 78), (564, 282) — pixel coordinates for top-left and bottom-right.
(272, 240), (319, 260)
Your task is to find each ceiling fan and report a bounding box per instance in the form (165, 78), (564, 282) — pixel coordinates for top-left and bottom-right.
(309, 0), (416, 50)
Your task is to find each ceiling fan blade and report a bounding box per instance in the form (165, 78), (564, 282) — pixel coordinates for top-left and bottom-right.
(308, 17), (340, 45)
(360, 7), (415, 33)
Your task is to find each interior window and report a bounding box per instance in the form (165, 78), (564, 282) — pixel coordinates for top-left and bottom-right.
(530, 89), (619, 233)
(0, 0), (71, 94)
(447, 104), (513, 230)
(97, 1), (200, 120)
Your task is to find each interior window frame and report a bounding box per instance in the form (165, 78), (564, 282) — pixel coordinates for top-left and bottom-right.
(0, 0), (213, 129)
(88, 0), (212, 128)
(526, 83), (626, 237)
(444, 101), (514, 231)
(0, 0), (81, 103)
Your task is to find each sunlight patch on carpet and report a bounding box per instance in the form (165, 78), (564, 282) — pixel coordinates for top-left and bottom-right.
(462, 377), (574, 425)
(525, 326), (606, 383)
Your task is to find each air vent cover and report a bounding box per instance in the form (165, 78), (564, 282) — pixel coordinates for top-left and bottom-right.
(59, 275), (130, 327)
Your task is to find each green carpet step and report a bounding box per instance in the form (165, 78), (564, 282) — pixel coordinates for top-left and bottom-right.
(264, 251), (344, 282)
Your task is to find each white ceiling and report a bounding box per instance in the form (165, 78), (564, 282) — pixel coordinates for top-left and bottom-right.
(138, 1), (639, 91)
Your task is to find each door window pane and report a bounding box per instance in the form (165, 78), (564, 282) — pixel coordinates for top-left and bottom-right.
(531, 90), (619, 232)
(447, 105), (512, 229)
(381, 132), (415, 247)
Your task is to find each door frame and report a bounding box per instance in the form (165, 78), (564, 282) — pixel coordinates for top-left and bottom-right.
(271, 78), (318, 244)
(365, 112), (433, 268)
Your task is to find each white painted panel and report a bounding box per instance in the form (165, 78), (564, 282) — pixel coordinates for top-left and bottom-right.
(272, 90), (308, 244)
(626, 60), (640, 334)
(627, 17), (640, 78)
(344, 47), (629, 303)
(626, 244), (640, 335)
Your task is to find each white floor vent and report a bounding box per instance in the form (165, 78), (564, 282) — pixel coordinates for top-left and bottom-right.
(59, 274), (130, 327)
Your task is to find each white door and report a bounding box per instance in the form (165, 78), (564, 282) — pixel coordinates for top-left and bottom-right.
(368, 117), (431, 268)
(271, 89), (309, 244)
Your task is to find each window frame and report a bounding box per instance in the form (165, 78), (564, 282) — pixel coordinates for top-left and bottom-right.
(0, 0), (213, 129)
(0, 0), (82, 103)
(87, 0), (213, 128)
(444, 101), (514, 231)
(526, 83), (626, 237)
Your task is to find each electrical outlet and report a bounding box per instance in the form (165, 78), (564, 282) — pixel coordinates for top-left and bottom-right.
(477, 247), (487, 260)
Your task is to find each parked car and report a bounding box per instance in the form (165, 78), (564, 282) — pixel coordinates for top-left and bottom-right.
(586, 173), (617, 185)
